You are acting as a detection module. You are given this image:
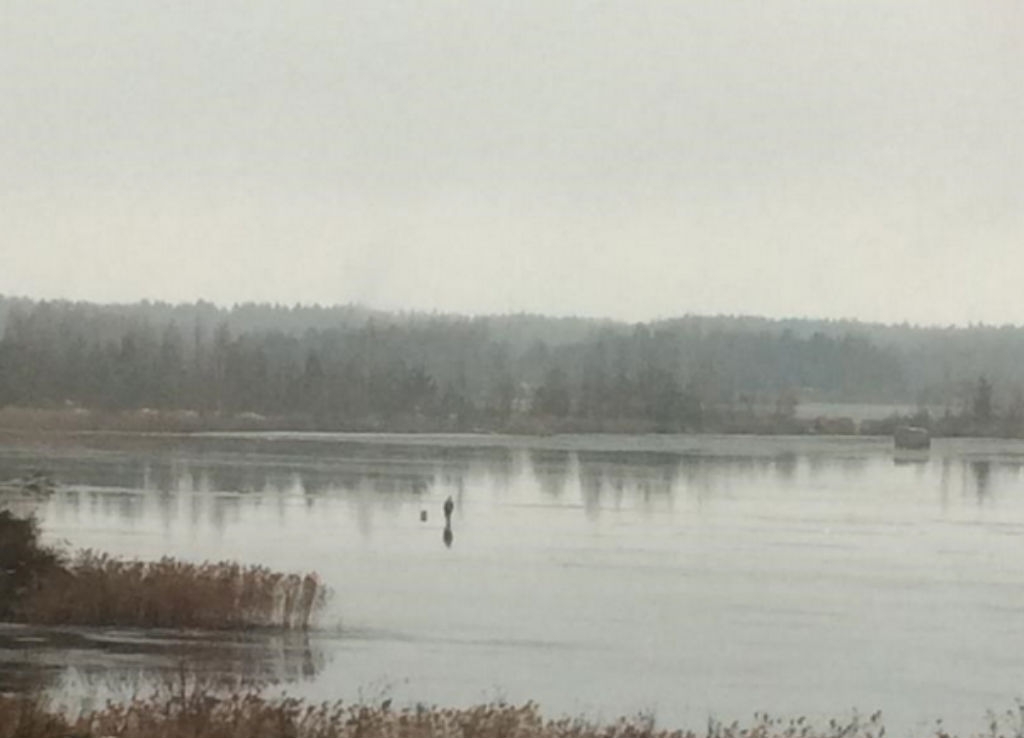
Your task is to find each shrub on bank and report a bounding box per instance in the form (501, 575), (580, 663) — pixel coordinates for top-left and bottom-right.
(0, 511), (63, 619)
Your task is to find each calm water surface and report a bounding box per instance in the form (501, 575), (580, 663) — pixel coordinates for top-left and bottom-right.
(3, 432), (1024, 735)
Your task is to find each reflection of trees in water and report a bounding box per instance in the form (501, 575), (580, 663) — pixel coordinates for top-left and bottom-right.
(569, 449), (846, 512)
(957, 457), (1024, 502)
(343, 477), (435, 538)
(773, 452), (798, 480)
(805, 453), (871, 484)
(30, 440), (505, 501)
(12, 443), (477, 502)
(352, 492), (375, 538)
(188, 465), (204, 493)
(837, 456), (869, 476)
(146, 458), (439, 500)
(576, 451), (681, 515)
(579, 466), (603, 518)
(676, 457), (724, 499)
(529, 449), (573, 497)
(189, 490), (204, 528)
(150, 464), (315, 496)
(368, 472), (433, 495)
(88, 490), (145, 523)
(56, 487), (81, 517)
(156, 487), (176, 530)
(32, 456), (146, 492)
(473, 447), (517, 490)
(674, 453), (832, 500)
(941, 455), (1024, 503)
(209, 493), (243, 535)
(938, 455), (952, 509)
(31, 440), (898, 536)
(83, 457), (150, 491)
(203, 465), (267, 494)
(6, 443), (502, 502)
(300, 474), (330, 498)
(143, 461), (177, 493)
(89, 453), (453, 536)
(969, 460), (992, 500)
(265, 471), (299, 495)
(436, 446), (515, 496)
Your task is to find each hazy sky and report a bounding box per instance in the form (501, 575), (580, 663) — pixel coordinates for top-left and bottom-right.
(2, 1), (1022, 324)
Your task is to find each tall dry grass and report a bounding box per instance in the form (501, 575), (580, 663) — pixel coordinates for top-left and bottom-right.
(1, 687), (993, 738)
(15, 550), (327, 630)
(1, 507), (327, 630)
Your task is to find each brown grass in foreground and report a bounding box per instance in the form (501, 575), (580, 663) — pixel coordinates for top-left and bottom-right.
(15, 550), (327, 630)
(6, 688), (1015, 738)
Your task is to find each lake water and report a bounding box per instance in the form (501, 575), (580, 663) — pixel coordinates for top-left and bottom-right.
(3, 431), (1024, 735)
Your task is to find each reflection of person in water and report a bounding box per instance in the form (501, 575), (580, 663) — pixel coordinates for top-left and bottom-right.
(442, 495), (455, 548)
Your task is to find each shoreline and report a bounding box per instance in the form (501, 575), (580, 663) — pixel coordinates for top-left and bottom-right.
(0, 403), (1017, 441)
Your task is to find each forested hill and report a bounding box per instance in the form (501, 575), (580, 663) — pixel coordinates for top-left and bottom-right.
(0, 295), (1021, 432)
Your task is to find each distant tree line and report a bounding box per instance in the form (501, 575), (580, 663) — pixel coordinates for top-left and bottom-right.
(1, 296), (1023, 432)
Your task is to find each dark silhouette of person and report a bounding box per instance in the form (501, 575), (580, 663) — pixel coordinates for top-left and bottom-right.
(443, 495), (454, 524)
(443, 523), (453, 548)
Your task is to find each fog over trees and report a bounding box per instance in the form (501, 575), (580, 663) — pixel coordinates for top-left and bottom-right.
(0, 296), (1021, 433)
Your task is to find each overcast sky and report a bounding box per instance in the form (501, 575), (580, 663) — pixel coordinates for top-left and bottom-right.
(1, 1), (1021, 324)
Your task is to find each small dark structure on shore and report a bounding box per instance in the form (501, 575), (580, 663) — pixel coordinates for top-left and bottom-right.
(894, 425), (930, 450)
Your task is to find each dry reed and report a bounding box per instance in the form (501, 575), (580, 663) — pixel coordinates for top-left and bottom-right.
(1, 687), (995, 738)
(15, 550), (327, 630)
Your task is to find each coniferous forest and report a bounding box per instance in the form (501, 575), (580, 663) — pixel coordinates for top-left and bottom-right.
(1, 295), (1022, 434)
